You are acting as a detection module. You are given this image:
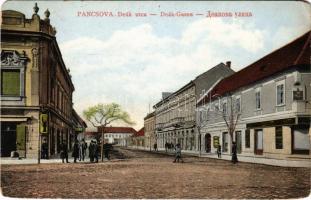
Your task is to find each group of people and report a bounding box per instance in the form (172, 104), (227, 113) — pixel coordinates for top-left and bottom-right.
(60, 139), (88, 163)
(164, 142), (175, 152)
(59, 139), (113, 163)
(88, 140), (99, 163)
(163, 141), (238, 164)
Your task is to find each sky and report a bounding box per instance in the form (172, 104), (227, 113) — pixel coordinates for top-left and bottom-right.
(2, 1), (311, 130)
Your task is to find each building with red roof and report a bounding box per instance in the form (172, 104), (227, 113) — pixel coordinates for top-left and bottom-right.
(97, 126), (137, 146)
(196, 31), (310, 163)
(131, 127), (145, 148)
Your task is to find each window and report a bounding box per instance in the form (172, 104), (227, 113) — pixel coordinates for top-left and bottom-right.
(214, 102), (219, 111)
(275, 126), (283, 149)
(222, 132), (228, 152)
(1, 69), (20, 96)
(245, 129), (250, 148)
(255, 91), (261, 109)
(236, 97), (241, 112)
(277, 84), (285, 105)
(235, 131), (242, 154)
(222, 102), (227, 114)
(1, 50), (27, 98)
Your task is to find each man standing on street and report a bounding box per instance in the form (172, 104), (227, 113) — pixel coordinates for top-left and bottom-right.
(217, 144), (222, 158)
(60, 142), (69, 163)
(72, 140), (79, 163)
(173, 143), (184, 163)
(79, 139), (88, 161)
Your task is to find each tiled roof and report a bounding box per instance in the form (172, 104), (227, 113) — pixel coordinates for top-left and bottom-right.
(98, 126), (137, 134)
(133, 127), (144, 137)
(198, 30), (311, 105)
(84, 131), (98, 135)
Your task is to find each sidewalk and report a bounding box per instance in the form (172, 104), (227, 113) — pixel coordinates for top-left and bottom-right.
(0, 157), (105, 165)
(127, 146), (311, 168)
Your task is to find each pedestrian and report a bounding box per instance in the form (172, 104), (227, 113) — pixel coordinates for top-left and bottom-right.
(94, 141), (99, 163)
(60, 142), (69, 163)
(103, 142), (110, 160)
(153, 143), (158, 152)
(217, 144), (222, 158)
(173, 143), (184, 163)
(170, 142), (174, 152)
(79, 139), (88, 161)
(231, 142), (238, 164)
(72, 140), (79, 163)
(41, 139), (48, 159)
(89, 140), (95, 162)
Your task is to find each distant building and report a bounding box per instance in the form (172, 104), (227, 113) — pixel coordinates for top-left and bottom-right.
(153, 62), (235, 152)
(131, 127), (145, 148)
(144, 112), (156, 150)
(0, 5), (82, 158)
(98, 126), (136, 146)
(197, 31), (311, 161)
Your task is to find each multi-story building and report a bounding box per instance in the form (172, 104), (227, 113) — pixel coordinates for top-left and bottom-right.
(0, 4), (81, 158)
(154, 63), (235, 151)
(144, 111), (156, 150)
(197, 31), (311, 161)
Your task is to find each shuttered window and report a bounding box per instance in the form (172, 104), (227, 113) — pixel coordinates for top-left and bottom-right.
(1, 69), (20, 96)
(275, 126), (283, 149)
(245, 129), (250, 148)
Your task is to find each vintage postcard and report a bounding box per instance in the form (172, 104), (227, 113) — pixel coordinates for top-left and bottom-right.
(0, 0), (310, 199)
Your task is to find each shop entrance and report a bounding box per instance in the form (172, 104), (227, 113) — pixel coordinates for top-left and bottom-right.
(1, 123), (17, 157)
(205, 134), (211, 153)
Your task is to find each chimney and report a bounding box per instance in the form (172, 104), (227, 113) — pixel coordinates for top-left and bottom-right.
(226, 61), (231, 68)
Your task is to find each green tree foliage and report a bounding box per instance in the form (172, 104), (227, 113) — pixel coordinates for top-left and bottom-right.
(83, 103), (135, 161)
(83, 103), (135, 128)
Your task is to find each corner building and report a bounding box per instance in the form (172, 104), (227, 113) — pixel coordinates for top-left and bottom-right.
(197, 31), (311, 161)
(1, 5), (77, 158)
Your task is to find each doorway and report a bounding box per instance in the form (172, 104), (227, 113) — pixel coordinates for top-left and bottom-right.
(1, 123), (17, 157)
(205, 134), (211, 153)
(255, 129), (263, 155)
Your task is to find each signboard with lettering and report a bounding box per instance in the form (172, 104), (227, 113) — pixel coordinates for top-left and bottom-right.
(293, 90), (303, 101)
(40, 114), (48, 134)
(213, 136), (219, 148)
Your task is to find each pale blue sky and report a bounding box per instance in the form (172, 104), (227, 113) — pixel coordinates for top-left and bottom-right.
(2, 1), (310, 130)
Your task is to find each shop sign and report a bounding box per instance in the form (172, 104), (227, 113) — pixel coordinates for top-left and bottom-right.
(213, 136), (219, 148)
(40, 114), (48, 134)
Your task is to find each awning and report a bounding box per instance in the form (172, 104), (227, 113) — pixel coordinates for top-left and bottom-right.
(0, 117), (28, 122)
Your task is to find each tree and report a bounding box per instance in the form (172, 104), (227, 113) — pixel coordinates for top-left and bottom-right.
(83, 103), (135, 161)
(197, 93), (241, 155)
(196, 106), (209, 156)
(211, 94), (241, 151)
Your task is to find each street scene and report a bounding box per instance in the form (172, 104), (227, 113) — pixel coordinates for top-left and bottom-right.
(1, 1), (311, 199)
(1, 148), (310, 199)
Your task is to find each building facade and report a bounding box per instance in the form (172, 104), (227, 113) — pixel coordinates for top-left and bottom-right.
(98, 127), (136, 146)
(197, 31), (311, 161)
(154, 63), (234, 152)
(144, 112), (156, 150)
(1, 5), (80, 158)
(131, 127), (145, 148)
